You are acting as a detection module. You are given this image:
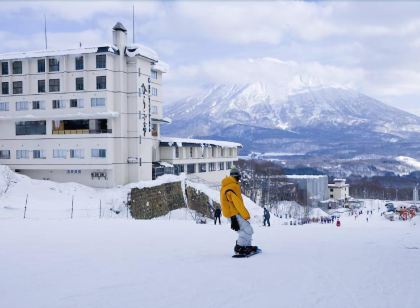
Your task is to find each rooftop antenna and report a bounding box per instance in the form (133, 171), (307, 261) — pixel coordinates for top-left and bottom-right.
(132, 4), (135, 44)
(44, 14), (48, 50)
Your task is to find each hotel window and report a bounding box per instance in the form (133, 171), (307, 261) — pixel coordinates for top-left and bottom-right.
(151, 69), (158, 79)
(199, 163), (207, 173)
(0, 150), (10, 159)
(70, 149), (84, 159)
(1, 62), (8, 75)
(175, 147), (180, 158)
(174, 164), (185, 174)
(209, 162), (216, 172)
(16, 150), (29, 159)
(211, 147), (215, 157)
(16, 121), (46, 135)
(13, 81), (23, 94)
(52, 99), (66, 109)
(53, 149), (67, 158)
(70, 99), (83, 108)
(221, 148), (225, 157)
(226, 161), (232, 169)
(2, 82), (9, 95)
(32, 101), (45, 110)
(187, 163), (196, 174)
(91, 149), (106, 158)
(33, 150), (46, 159)
(151, 87), (158, 96)
(75, 56), (84, 70)
(16, 101), (29, 111)
(219, 162), (225, 170)
(48, 58), (59, 72)
(37, 59), (45, 73)
(151, 124), (158, 137)
(12, 61), (22, 74)
(75, 77), (84, 91)
(49, 79), (60, 92)
(91, 97), (105, 107)
(38, 80), (45, 93)
(96, 54), (106, 68)
(0, 102), (9, 111)
(189, 147), (193, 158)
(96, 76), (106, 90)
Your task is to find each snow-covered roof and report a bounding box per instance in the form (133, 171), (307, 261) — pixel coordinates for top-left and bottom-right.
(125, 44), (159, 62)
(286, 175), (327, 179)
(160, 136), (242, 148)
(0, 45), (119, 61)
(153, 60), (169, 73)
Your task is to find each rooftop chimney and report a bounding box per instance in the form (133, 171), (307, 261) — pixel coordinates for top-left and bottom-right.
(112, 22), (127, 49)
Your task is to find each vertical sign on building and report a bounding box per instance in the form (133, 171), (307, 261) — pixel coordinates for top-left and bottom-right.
(141, 83), (147, 136)
(148, 77), (151, 132)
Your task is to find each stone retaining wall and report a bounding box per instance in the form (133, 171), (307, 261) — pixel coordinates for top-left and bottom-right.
(129, 181), (221, 220)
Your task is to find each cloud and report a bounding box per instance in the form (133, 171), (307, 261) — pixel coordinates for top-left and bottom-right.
(165, 57), (367, 101)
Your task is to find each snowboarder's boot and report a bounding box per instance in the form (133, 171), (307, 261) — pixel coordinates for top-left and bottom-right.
(246, 245), (259, 253)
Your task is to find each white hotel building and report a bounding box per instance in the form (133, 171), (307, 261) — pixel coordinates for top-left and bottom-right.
(0, 23), (239, 187)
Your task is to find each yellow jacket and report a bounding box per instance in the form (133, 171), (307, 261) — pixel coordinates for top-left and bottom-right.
(220, 176), (250, 220)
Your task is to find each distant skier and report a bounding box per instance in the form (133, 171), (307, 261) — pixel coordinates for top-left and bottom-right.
(214, 207), (222, 225)
(263, 207), (271, 227)
(220, 167), (258, 255)
(336, 218), (341, 227)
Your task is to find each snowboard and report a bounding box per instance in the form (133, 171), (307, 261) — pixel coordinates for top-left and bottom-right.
(232, 248), (262, 258)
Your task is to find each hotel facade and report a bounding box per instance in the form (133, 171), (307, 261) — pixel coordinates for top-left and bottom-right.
(0, 23), (239, 187)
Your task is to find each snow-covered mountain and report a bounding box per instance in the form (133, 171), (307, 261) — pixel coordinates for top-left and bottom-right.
(164, 83), (420, 138)
(162, 83), (420, 164)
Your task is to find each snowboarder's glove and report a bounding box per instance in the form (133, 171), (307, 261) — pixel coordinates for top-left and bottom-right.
(231, 216), (240, 231)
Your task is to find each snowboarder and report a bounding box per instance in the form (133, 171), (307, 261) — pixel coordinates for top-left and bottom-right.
(214, 207), (222, 225)
(263, 207), (271, 227)
(336, 219), (341, 227)
(220, 166), (258, 256)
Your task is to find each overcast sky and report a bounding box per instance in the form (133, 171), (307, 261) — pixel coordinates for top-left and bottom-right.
(1, 1), (420, 115)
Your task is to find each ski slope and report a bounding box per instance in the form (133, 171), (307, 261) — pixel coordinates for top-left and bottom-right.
(0, 213), (419, 308)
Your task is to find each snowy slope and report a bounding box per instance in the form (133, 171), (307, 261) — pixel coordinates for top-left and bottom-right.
(0, 212), (418, 308)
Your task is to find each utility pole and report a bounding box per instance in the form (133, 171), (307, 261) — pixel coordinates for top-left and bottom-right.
(44, 14), (48, 50)
(132, 4), (135, 44)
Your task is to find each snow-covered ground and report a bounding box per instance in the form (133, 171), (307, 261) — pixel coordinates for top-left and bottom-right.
(1, 166), (420, 308)
(1, 210), (419, 308)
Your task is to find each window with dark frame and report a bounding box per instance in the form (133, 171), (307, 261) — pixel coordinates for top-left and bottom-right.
(1, 62), (8, 75)
(0, 150), (10, 159)
(96, 76), (106, 89)
(49, 79), (60, 92)
(12, 61), (22, 74)
(38, 80), (45, 93)
(70, 99), (78, 108)
(2, 82), (9, 95)
(13, 81), (23, 94)
(199, 163), (207, 173)
(96, 54), (106, 68)
(37, 59), (45, 73)
(32, 101), (45, 110)
(15, 121), (46, 135)
(48, 58), (60, 72)
(75, 77), (84, 91)
(75, 56), (84, 70)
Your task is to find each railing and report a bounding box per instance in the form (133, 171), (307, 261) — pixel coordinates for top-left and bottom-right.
(52, 129), (112, 135)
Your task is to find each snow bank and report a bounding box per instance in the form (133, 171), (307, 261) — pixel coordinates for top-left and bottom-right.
(0, 165), (183, 220)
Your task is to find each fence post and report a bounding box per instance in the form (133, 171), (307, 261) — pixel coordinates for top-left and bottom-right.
(71, 195), (74, 219)
(99, 199), (102, 219)
(23, 193), (28, 219)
